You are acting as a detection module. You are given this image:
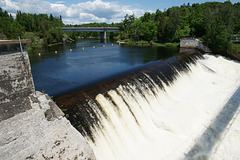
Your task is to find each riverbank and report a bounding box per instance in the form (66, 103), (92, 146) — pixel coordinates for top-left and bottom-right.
(22, 32), (77, 51)
(117, 39), (179, 47)
(232, 42), (240, 57)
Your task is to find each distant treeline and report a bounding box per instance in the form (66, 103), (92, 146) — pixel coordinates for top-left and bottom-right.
(1, 1), (240, 54)
(119, 1), (240, 54)
(0, 8), (64, 47)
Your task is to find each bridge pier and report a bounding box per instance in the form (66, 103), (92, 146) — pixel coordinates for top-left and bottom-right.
(100, 31), (107, 43)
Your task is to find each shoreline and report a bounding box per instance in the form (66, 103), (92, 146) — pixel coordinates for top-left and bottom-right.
(117, 40), (179, 47)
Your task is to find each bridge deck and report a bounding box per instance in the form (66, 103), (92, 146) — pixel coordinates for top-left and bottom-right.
(61, 27), (120, 32)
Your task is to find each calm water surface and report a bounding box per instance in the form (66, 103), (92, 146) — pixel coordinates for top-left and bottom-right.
(29, 39), (180, 96)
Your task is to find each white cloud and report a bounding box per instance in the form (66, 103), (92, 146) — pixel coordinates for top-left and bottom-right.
(0, 0), (19, 12)
(0, 0), (146, 24)
(55, 1), (65, 4)
(50, 3), (67, 16)
(80, 13), (107, 22)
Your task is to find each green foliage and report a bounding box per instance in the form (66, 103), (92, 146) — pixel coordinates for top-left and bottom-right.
(119, 1), (240, 54)
(22, 32), (42, 49)
(157, 15), (167, 42)
(203, 23), (230, 53)
(1, 1), (240, 55)
(65, 114), (69, 119)
(153, 42), (179, 47)
(228, 42), (240, 55)
(0, 8), (64, 47)
(123, 39), (134, 44)
(202, 2), (234, 53)
(0, 9), (24, 39)
(173, 26), (191, 42)
(136, 40), (149, 44)
(140, 21), (157, 41)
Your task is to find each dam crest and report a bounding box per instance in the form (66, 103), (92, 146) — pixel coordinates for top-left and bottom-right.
(0, 39), (240, 160)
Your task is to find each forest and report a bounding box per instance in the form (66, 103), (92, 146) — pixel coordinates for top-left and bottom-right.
(0, 9), (64, 48)
(0, 1), (240, 54)
(119, 1), (240, 54)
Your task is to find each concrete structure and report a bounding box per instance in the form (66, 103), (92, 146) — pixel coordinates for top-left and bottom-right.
(0, 39), (34, 120)
(0, 40), (96, 160)
(61, 27), (120, 42)
(180, 37), (212, 53)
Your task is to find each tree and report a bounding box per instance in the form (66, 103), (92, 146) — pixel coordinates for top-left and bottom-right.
(173, 25), (191, 41)
(50, 14), (54, 21)
(202, 2), (233, 53)
(132, 18), (141, 41)
(157, 15), (167, 42)
(122, 14), (136, 39)
(167, 7), (183, 40)
(203, 18), (230, 53)
(155, 9), (163, 22)
(140, 21), (157, 41)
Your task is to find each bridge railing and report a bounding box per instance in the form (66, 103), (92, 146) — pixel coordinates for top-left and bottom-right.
(61, 27), (120, 32)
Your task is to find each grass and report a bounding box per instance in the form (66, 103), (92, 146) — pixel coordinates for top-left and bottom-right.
(227, 42), (240, 56)
(153, 42), (180, 47)
(48, 42), (63, 47)
(232, 42), (240, 53)
(120, 39), (179, 48)
(135, 40), (149, 44)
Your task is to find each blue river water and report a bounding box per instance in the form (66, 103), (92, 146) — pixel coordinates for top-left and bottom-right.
(29, 39), (180, 96)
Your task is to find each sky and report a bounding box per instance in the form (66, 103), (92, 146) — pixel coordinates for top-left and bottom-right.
(0, 0), (239, 24)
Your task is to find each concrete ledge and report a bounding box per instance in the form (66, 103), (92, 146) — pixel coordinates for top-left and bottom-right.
(0, 51), (35, 119)
(180, 37), (212, 53)
(0, 39), (96, 159)
(0, 91), (96, 160)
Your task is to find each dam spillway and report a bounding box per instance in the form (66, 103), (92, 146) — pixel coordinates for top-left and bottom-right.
(55, 52), (240, 160)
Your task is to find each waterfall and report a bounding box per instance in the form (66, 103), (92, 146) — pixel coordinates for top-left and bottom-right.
(56, 53), (240, 160)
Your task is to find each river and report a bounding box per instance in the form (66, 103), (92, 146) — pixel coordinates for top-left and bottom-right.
(29, 38), (180, 96)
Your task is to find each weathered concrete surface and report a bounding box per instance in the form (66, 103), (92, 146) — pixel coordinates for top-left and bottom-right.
(0, 40), (96, 160)
(180, 37), (212, 53)
(0, 91), (96, 160)
(0, 51), (35, 121)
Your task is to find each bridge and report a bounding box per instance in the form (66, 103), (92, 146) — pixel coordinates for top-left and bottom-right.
(61, 27), (120, 42)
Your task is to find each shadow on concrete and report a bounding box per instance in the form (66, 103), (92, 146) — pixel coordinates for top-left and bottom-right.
(184, 86), (240, 159)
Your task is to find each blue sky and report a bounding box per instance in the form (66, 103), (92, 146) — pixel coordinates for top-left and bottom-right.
(0, 0), (239, 24)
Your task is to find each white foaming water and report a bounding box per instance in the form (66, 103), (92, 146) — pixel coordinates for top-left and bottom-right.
(85, 54), (240, 160)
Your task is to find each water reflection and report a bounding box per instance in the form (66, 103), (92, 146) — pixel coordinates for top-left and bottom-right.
(29, 39), (180, 96)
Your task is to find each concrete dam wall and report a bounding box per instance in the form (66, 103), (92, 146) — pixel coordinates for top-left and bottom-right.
(0, 40), (35, 121)
(55, 47), (240, 159)
(1, 38), (240, 160)
(0, 40), (95, 160)
(180, 37), (212, 53)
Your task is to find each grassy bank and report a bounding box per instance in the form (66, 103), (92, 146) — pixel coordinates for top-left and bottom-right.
(119, 39), (179, 47)
(232, 42), (240, 58)
(227, 42), (240, 58)
(232, 42), (240, 53)
(152, 42), (179, 47)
